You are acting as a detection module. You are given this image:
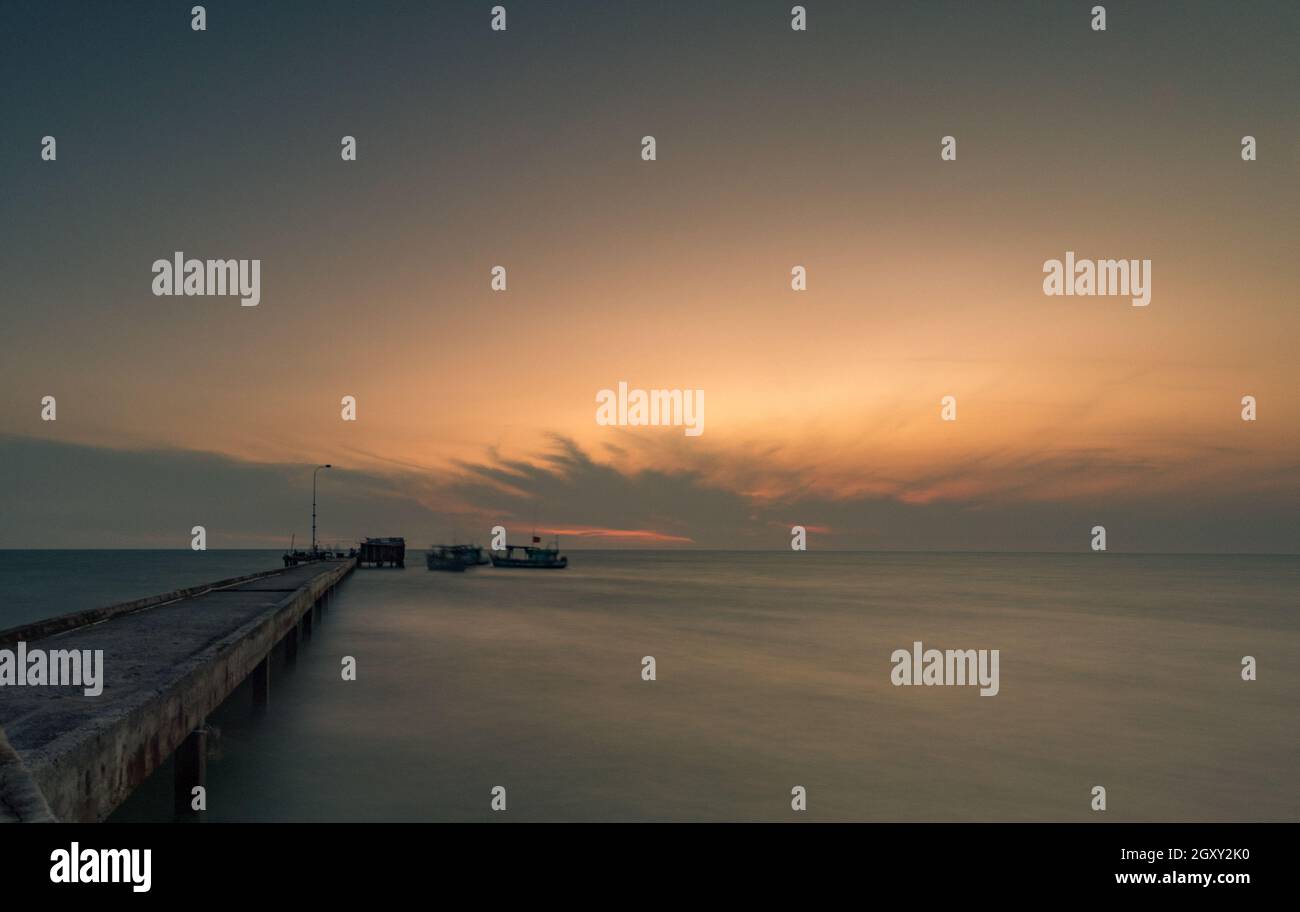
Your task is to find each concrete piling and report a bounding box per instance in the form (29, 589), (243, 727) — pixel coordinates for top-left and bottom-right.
(173, 725), (207, 818)
(252, 657), (270, 708)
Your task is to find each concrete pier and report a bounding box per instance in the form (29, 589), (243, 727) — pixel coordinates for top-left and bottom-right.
(0, 558), (354, 822)
(0, 727), (55, 823)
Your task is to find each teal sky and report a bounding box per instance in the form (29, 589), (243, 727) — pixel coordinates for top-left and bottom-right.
(1, 1), (1297, 550)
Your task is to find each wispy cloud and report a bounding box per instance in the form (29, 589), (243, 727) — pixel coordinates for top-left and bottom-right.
(541, 527), (695, 544)
(2, 432), (1296, 552)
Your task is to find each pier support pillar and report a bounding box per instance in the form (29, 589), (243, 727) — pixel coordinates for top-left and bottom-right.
(174, 725), (207, 818)
(252, 657), (270, 708)
(284, 625), (298, 663)
(301, 608), (313, 640)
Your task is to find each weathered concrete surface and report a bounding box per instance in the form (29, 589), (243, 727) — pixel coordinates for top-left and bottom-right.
(0, 559), (354, 822)
(0, 566), (294, 649)
(0, 726), (55, 822)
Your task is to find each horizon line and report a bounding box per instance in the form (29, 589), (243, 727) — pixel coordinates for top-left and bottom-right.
(1, 548), (1296, 557)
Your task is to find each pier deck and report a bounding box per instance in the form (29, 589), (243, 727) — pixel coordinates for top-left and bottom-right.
(0, 559), (354, 822)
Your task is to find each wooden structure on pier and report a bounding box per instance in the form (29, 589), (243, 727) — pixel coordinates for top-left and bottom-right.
(358, 536), (405, 568)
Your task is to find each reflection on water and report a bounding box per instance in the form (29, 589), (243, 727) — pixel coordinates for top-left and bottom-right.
(98, 551), (1300, 821)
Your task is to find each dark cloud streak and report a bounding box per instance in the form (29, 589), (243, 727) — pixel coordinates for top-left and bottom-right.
(2, 434), (1294, 553)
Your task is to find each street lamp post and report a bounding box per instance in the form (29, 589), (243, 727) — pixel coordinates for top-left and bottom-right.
(312, 464), (332, 554)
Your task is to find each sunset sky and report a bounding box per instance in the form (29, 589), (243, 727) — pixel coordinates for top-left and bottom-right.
(2, 0), (1297, 550)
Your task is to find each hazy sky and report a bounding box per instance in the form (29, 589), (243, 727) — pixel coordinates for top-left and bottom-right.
(2, 1), (1297, 550)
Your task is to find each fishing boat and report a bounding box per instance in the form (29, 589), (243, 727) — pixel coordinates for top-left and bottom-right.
(426, 546), (470, 572)
(489, 536), (568, 569)
(426, 544), (487, 572)
(458, 544), (490, 566)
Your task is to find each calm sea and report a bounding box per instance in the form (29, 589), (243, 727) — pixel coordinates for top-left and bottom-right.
(0, 549), (286, 630)
(3, 550), (1296, 821)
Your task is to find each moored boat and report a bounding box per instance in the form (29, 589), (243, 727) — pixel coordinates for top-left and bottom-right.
(426, 545), (471, 572)
(489, 537), (568, 569)
(459, 544), (490, 566)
